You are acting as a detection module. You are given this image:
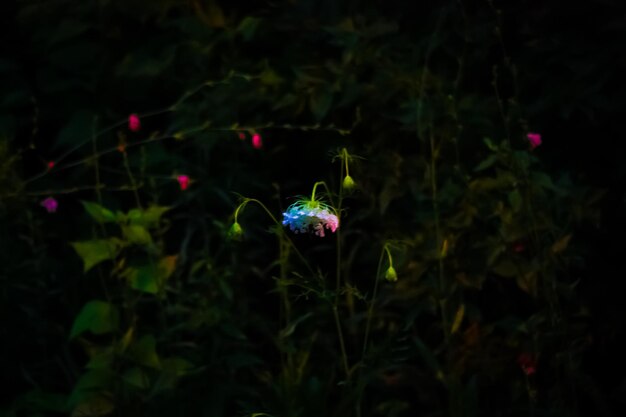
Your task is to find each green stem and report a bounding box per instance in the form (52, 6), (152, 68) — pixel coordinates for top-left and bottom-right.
(362, 245), (387, 359)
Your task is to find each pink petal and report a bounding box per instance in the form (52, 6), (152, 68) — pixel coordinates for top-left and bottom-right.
(252, 133), (263, 149)
(176, 175), (190, 190)
(527, 132), (542, 149)
(128, 114), (141, 132)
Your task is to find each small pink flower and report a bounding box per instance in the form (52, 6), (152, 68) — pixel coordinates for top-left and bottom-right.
(47, 161), (55, 170)
(128, 114), (141, 132)
(237, 132), (246, 140)
(251, 133), (263, 149)
(517, 353), (537, 376)
(527, 133), (542, 150)
(40, 197), (58, 213)
(176, 175), (190, 191)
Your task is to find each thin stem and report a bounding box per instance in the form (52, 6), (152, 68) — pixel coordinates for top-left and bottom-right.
(362, 245), (387, 359)
(333, 162), (350, 382)
(333, 306), (350, 379)
(122, 151), (142, 209)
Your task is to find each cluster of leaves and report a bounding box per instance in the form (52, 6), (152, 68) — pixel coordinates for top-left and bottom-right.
(0, 1), (615, 417)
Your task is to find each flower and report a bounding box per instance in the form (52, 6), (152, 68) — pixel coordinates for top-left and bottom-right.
(342, 175), (356, 191)
(385, 266), (398, 282)
(40, 197), (58, 213)
(47, 161), (55, 170)
(128, 113), (141, 132)
(176, 175), (190, 190)
(517, 352), (537, 376)
(282, 199), (339, 237)
(228, 222), (244, 240)
(237, 132), (246, 140)
(527, 132), (542, 150)
(252, 133), (263, 149)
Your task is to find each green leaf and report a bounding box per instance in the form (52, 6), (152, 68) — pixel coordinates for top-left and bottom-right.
(123, 367), (150, 389)
(237, 16), (261, 41)
(122, 256), (177, 294)
(473, 154), (498, 172)
(309, 88), (333, 121)
(413, 336), (444, 382)
(81, 201), (116, 223)
(551, 234), (572, 254)
(70, 301), (119, 339)
(15, 390), (68, 413)
(127, 205), (170, 228)
(492, 259), (518, 278)
(508, 190), (522, 212)
(161, 357), (193, 376)
(71, 239), (120, 272)
(129, 335), (161, 369)
(450, 304), (465, 334)
(70, 393), (114, 417)
(122, 225), (152, 246)
(56, 111), (94, 148)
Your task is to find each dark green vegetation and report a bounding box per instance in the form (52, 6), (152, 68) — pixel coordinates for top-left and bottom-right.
(1, 1), (624, 416)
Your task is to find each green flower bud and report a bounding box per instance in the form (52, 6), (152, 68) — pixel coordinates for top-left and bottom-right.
(385, 266), (397, 282)
(228, 222), (243, 240)
(343, 175), (356, 191)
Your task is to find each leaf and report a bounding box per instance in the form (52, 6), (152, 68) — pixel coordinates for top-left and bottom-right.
(279, 312), (313, 339)
(70, 301), (119, 339)
(123, 367), (150, 389)
(237, 16), (261, 41)
(81, 201), (116, 223)
(412, 336), (443, 382)
(516, 271), (538, 296)
(71, 239), (120, 272)
(450, 304), (465, 334)
(122, 256), (177, 294)
(508, 189), (522, 212)
(71, 393), (114, 417)
(161, 357), (194, 377)
(309, 88), (333, 121)
(473, 154), (498, 172)
(492, 259), (518, 278)
(122, 225), (152, 246)
(129, 335), (161, 369)
(127, 205), (170, 228)
(16, 390), (68, 413)
(551, 234), (572, 254)
(56, 111), (94, 148)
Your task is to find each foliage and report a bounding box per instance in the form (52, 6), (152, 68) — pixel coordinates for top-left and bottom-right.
(0, 1), (618, 417)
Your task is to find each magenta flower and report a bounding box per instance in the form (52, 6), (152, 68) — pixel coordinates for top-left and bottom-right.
(128, 113), (141, 132)
(527, 132), (542, 150)
(252, 133), (263, 149)
(176, 175), (190, 191)
(237, 132), (246, 140)
(40, 197), (58, 213)
(517, 352), (537, 376)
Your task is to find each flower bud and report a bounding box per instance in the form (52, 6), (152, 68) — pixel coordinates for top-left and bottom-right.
(385, 266), (397, 282)
(229, 222), (244, 240)
(343, 175), (356, 191)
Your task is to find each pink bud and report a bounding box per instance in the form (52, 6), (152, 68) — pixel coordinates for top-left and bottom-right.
(40, 197), (58, 213)
(517, 352), (537, 376)
(176, 175), (190, 191)
(128, 113), (141, 132)
(47, 161), (55, 170)
(252, 133), (263, 149)
(527, 132), (542, 150)
(237, 132), (246, 140)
